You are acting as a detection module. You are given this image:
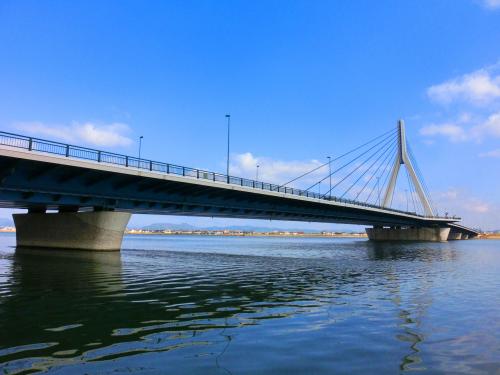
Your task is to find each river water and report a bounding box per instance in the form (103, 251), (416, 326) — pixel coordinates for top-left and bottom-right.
(0, 233), (499, 374)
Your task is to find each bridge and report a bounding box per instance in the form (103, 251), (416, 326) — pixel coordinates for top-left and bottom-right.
(0, 120), (479, 250)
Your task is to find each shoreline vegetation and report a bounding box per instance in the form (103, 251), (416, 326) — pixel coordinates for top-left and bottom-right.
(125, 229), (369, 238)
(0, 226), (498, 239)
(0, 226), (367, 238)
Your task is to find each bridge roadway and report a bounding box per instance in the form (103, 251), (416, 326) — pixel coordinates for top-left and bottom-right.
(0, 131), (479, 250)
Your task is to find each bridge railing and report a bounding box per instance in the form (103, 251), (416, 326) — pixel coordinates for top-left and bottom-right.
(0, 131), (457, 220)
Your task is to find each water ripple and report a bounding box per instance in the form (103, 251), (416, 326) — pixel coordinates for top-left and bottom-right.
(0, 235), (499, 374)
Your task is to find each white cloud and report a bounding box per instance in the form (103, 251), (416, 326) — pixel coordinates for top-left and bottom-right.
(434, 189), (498, 229)
(482, 0), (500, 9)
(464, 199), (490, 213)
(471, 112), (500, 139)
(427, 69), (500, 105)
(445, 192), (490, 214)
(420, 111), (500, 142)
(419, 123), (468, 142)
(230, 152), (328, 186)
(457, 112), (473, 123)
(424, 65), (500, 142)
(14, 121), (133, 147)
(440, 189), (459, 200)
(479, 148), (500, 158)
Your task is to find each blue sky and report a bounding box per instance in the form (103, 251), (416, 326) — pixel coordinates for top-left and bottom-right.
(1, 0), (499, 230)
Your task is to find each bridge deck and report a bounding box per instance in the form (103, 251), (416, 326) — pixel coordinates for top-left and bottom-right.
(0, 132), (462, 227)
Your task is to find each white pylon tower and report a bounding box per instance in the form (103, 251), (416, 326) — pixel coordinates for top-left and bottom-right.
(382, 120), (435, 217)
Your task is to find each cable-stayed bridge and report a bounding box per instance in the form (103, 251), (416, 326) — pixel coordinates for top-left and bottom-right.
(0, 120), (479, 250)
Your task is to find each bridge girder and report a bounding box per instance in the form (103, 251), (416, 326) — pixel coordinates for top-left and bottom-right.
(0, 149), (459, 228)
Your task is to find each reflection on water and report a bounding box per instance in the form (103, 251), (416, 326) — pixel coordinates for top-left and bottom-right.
(0, 234), (499, 374)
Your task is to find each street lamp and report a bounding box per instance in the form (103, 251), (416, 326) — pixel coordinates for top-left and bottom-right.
(225, 114), (231, 180)
(138, 136), (144, 168)
(256, 164), (260, 181)
(327, 156), (332, 198)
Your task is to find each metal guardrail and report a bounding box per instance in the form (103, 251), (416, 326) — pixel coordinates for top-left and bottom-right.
(0, 131), (458, 220)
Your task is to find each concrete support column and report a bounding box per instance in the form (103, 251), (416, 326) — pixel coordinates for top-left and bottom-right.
(366, 226), (450, 242)
(13, 211), (131, 251)
(447, 232), (462, 240)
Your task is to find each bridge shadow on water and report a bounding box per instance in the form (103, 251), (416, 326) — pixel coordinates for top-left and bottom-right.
(362, 240), (458, 262)
(0, 241), (464, 374)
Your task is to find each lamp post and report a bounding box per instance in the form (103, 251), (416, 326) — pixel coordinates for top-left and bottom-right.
(226, 114), (231, 181)
(327, 156), (332, 198)
(138, 136), (144, 168)
(256, 164), (260, 181)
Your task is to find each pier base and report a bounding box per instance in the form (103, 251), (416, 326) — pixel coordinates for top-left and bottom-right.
(366, 226), (450, 242)
(13, 211), (131, 251)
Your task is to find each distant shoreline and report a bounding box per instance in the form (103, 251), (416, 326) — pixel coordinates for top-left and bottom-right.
(480, 234), (500, 239)
(0, 227), (368, 238)
(122, 232), (500, 240)
(125, 233), (368, 238)
(0, 228), (498, 239)
(124, 230), (368, 238)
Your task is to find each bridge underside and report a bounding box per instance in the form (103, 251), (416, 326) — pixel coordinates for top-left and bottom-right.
(0, 154), (458, 226)
(0, 152), (476, 250)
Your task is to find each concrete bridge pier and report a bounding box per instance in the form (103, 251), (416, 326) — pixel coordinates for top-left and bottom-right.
(13, 210), (131, 251)
(366, 226), (450, 242)
(447, 232), (463, 240)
